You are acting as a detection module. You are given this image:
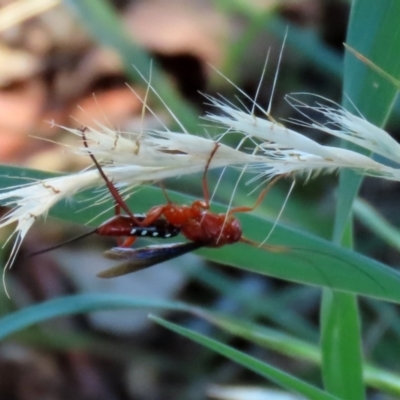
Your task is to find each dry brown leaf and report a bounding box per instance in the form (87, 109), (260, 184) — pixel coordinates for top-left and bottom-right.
(0, 80), (46, 134)
(125, 0), (230, 67)
(0, 44), (41, 86)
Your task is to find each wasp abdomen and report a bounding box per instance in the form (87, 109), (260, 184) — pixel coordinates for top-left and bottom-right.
(97, 215), (181, 239)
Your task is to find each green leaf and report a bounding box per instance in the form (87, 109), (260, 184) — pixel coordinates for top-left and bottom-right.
(2, 165), (400, 303)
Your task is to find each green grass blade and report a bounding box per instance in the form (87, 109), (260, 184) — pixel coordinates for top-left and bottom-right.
(333, 0), (400, 239)
(343, 0), (400, 123)
(197, 310), (319, 361)
(193, 310), (400, 396)
(151, 315), (340, 400)
(0, 294), (190, 340)
(321, 1), (400, 398)
(321, 291), (364, 399)
(353, 198), (400, 252)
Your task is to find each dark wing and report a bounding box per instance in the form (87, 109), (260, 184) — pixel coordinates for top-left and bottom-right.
(99, 242), (203, 278)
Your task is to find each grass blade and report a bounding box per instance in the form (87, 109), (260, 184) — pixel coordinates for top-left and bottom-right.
(321, 1), (400, 398)
(193, 310), (400, 396)
(0, 294), (189, 340)
(151, 315), (340, 400)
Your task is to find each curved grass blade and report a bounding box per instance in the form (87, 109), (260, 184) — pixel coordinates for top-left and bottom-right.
(151, 315), (340, 400)
(193, 310), (400, 397)
(0, 294), (190, 340)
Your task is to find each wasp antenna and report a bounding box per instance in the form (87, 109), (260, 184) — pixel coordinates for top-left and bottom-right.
(28, 229), (97, 257)
(79, 127), (142, 225)
(159, 181), (173, 204)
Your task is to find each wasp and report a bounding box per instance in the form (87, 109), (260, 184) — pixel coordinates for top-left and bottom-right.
(73, 128), (285, 277)
(32, 128), (284, 277)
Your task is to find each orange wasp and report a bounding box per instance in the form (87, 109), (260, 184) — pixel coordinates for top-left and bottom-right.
(31, 127), (285, 277)
(73, 129), (284, 278)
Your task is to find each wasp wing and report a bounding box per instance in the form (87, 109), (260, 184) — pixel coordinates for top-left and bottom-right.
(99, 242), (203, 278)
